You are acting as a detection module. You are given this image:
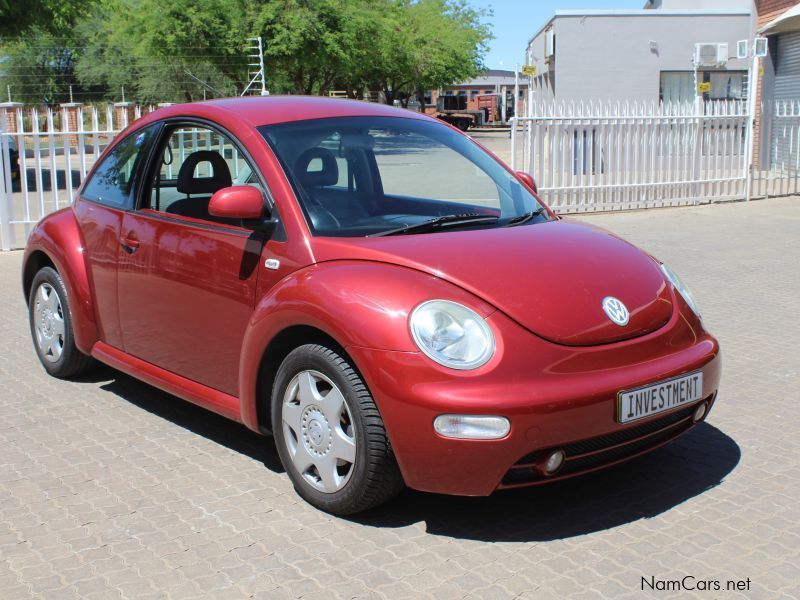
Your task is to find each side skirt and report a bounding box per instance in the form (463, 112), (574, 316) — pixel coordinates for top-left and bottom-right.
(91, 341), (243, 424)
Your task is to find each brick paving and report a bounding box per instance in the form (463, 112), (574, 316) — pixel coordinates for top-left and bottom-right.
(1, 197), (798, 599)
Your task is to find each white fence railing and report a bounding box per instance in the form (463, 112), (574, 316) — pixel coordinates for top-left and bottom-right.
(752, 99), (800, 199)
(1, 99), (798, 251)
(0, 105), (151, 251)
(511, 99), (750, 212)
(511, 98), (800, 213)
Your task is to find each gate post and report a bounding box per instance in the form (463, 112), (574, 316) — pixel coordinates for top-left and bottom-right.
(0, 115), (13, 251)
(693, 96), (705, 203)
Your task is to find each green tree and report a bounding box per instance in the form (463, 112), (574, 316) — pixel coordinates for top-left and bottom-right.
(0, 0), (97, 37)
(0, 0), (101, 103)
(369, 0), (492, 107)
(2, 0), (491, 105)
(76, 0), (252, 103)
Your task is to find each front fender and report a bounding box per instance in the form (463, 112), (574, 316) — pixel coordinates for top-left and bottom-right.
(22, 208), (98, 354)
(238, 260), (495, 430)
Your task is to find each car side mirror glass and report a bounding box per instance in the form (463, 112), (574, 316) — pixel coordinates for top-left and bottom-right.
(515, 171), (537, 194)
(208, 185), (265, 220)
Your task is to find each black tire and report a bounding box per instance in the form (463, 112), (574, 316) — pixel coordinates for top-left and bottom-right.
(28, 266), (96, 378)
(271, 344), (404, 515)
(456, 119), (470, 132)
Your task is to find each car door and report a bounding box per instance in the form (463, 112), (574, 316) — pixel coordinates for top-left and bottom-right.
(116, 122), (269, 397)
(74, 124), (160, 349)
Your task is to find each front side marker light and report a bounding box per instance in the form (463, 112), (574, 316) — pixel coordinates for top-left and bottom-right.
(433, 414), (510, 440)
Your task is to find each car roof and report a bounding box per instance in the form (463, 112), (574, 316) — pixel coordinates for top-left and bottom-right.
(138, 95), (431, 129)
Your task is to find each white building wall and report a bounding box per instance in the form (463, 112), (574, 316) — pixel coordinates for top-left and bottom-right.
(526, 12), (752, 102)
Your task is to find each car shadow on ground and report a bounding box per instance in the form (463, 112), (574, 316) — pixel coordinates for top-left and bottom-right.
(352, 423), (741, 541)
(79, 365), (285, 474)
(80, 365), (740, 542)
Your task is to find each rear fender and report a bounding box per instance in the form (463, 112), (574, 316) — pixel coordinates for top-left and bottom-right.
(238, 260), (495, 431)
(22, 208), (98, 354)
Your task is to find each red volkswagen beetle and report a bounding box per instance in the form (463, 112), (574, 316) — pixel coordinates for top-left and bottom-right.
(22, 97), (720, 514)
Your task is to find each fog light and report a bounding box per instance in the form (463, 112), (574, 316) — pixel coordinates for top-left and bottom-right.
(692, 402), (707, 423)
(545, 449), (566, 474)
(433, 415), (510, 440)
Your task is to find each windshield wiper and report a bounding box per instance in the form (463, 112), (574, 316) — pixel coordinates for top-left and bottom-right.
(506, 207), (547, 227)
(368, 213), (500, 237)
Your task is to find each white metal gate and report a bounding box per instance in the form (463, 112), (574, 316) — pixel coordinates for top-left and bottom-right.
(510, 99), (750, 212)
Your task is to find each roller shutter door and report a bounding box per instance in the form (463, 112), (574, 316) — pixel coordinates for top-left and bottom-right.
(775, 31), (800, 99)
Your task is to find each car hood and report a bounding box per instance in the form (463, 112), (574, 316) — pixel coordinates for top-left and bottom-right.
(311, 219), (673, 346)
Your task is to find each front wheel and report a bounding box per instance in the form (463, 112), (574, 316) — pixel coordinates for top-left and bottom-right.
(272, 344), (404, 514)
(28, 267), (95, 378)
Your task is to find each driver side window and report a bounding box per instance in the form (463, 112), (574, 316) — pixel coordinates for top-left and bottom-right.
(145, 125), (263, 225)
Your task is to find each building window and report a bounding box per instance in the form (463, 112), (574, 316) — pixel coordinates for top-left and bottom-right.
(660, 71), (748, 103)
(659, 72), (694, 104)
(708, 72), (746, 100)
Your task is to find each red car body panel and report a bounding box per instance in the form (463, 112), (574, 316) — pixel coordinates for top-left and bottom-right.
(21, 97), (721, 497)
(311, 220), (674, 346)
(349, 301), (720, 495)
(24, 208), (99, 354)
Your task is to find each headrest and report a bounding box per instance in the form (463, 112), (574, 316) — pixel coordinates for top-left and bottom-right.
(294, 147), (339, 188)
(177, 151), (232, 195)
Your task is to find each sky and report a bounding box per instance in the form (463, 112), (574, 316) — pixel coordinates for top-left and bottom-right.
(469, 0), (645, 70)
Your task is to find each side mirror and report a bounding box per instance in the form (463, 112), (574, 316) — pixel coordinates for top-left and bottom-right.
(208, 186), (265, 220)
(515, 170), (537, 194)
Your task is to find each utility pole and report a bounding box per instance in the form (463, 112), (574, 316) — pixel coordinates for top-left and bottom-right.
(242, 37), (268, 96)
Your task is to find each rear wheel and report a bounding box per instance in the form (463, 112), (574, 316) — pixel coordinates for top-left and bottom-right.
(272, 344), (404, 514)
(28, 267), (95, 378)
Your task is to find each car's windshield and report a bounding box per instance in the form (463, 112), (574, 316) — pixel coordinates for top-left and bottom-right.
(258, 116), (548, 237)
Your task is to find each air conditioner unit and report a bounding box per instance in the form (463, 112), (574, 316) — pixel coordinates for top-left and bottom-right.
(695, 43), (728, 67)
(545, 29), (555, 58)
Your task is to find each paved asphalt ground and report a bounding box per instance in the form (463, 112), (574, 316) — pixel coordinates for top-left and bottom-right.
(1, 196), (799, 599)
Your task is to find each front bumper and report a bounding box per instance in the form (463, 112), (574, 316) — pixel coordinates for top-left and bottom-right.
(348, 304), (721, 496)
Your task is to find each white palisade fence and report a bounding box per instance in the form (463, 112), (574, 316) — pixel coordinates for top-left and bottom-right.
(753, 99), (800, 199)
(0, 105), (148, 251)
(511, 99), (751, 212)
(1, 99), (799, 251)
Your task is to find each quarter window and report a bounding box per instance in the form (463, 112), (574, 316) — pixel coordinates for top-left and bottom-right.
(82, 125), (158, 208)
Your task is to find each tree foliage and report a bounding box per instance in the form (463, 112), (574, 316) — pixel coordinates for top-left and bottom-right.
(0, 0), (98, 37)
(0, 0), (491, 105)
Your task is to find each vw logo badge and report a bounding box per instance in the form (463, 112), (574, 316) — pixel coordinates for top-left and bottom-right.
(602, 296), (629, 326)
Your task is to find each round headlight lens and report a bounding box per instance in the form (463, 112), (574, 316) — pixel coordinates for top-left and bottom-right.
(661, 263), (701, 318)
(409, 300), (495, 370)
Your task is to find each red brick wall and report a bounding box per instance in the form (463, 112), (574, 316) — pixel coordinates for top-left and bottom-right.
(757, 0), (797, 26)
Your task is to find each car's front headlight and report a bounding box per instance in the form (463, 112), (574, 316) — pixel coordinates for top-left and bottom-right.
(409, 300), (495, 370)
(661, 263), (701, 318)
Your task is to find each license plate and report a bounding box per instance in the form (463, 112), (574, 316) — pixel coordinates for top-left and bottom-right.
(617, 371), (703, 424)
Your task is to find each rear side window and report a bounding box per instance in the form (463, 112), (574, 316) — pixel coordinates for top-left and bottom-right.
(82, 125), (158, 208)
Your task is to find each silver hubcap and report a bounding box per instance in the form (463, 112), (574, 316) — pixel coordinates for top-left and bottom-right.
(281, 370), (356, 493)
(33, 283), (65, 363)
